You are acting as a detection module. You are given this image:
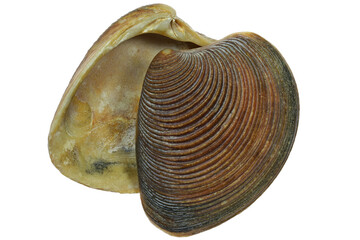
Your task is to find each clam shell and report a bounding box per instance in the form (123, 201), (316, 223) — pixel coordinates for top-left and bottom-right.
(48, 4), (214, 193)
(136, 33), (299, 235)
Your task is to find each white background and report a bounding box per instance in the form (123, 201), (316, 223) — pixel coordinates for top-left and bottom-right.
(1, 0), (359, 239)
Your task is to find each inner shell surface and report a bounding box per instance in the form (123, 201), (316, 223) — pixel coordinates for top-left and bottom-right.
(48, 34), (197, 193)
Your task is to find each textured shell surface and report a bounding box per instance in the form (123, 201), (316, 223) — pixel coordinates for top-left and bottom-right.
(49, 3), (299, 237)
(136, 33), (299, 235)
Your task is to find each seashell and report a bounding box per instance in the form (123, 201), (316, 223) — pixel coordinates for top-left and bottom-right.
(49, 3), (299, 236)
(48, 4), (214, 193)
(136, 33), (299, 236)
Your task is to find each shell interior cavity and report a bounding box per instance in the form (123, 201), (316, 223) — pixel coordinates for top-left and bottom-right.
(48, 4), (214, 193)
(48, 4), (299, 236)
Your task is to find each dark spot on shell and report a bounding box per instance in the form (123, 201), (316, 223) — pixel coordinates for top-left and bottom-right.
(86, 160), (117, 174)
(122, 146), (134, 153)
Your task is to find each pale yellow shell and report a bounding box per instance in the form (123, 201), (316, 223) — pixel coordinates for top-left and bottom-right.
(48, 4), (214, 193)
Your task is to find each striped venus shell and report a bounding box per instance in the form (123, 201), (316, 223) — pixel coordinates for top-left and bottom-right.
(49, 4), (299, 237)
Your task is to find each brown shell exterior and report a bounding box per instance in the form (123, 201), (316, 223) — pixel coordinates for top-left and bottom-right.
(136, 33), (299, 236)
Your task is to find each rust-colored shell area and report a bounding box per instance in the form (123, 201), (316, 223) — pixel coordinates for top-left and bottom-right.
(136, 33), (299, 236)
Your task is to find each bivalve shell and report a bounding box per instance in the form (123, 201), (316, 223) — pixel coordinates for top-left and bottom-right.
(48, 4), (214, 193)
(136, 33), (299, 236)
